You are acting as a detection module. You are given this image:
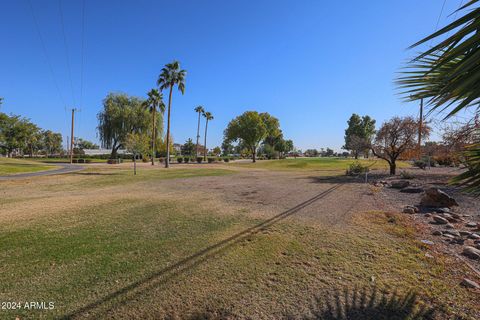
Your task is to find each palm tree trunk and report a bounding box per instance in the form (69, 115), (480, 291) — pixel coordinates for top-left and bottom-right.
(196, 112), (201, 158)
(203, 119), (208, 161)
(151, 107), (156, 165)
(165, 86), (173, 168)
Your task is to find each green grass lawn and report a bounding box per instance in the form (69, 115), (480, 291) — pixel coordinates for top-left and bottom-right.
(0, 199), (472, 319)
(0, 157), (58, 176)
(231, 157), (410, 172)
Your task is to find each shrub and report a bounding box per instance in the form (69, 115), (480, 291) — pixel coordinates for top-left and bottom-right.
(346, 161), (369, 175)
(184, 157), (190, 163)
(85, 159), (92, 163)
(72, 159), (78, 163)
(158, 157), (165, 163)
(400, 170), (414, 179)
(196, 157), (203, 163)
(207, 157), (215, 163)
(435, 155), (454, 166)
(142, 157), (150, 163)
(413, 160), (427, 170)
(177, 157), (183, 163)
(223, 158), (230, 162)
(107, 159), (122, 164)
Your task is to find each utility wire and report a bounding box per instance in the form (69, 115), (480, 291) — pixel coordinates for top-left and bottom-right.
(428, 0), (447, 48)
(80, 0), (86, 110)
(59, 0), (76, 107)
(27, 0), (67, 108)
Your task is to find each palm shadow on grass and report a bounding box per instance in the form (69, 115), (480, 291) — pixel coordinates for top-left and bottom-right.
(293, 287), (436, 320)
(164, 287), (436, 320)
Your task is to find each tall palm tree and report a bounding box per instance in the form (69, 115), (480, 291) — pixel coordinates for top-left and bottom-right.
(203, 111), (213, 161)
(194, 106), (205, 158)
(157, 60), (186, 168)
(143, 89), (165, 165)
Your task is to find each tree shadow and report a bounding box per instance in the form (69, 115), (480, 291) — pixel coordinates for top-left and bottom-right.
(62, 184), (342, 319)
(305, 175), (364, 184)
(71, 172), (118, 176)
(294, 287), (436, 320)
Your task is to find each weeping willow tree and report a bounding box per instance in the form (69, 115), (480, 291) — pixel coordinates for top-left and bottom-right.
(397, 0), (480, 195)
(97, 93), (152, 159)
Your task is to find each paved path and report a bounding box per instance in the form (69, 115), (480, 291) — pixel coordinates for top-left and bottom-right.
(0, 164), (84, 180)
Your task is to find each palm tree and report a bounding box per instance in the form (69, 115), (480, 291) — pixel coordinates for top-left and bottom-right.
(157, 60), (186, 168)
(203, 111), (213, 161)
(397, 0), (480, 194)
(143, 89), (165, 165)
(194, 106), (205, 158)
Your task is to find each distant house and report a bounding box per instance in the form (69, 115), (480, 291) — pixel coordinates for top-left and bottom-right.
(83, 148), (129, 156)
(173, 143), (182, 154)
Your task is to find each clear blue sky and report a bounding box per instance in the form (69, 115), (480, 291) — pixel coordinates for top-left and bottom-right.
(0, 0), (463, 151)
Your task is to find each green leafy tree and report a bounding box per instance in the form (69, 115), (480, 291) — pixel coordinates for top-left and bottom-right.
(194, 106), (205, 157)
(181, 138), (195, 156)
(203, 111), (213, 161)
(97, 93), (150, 159)
(43, 130), (63, 156)
(285, 140), (294, 155)
(212, 146), (221, 156)
(157, 60), (186, 168)
(224, 111), (267, 162)
(221, 140), (234, 156)
(143, 89), (165, 165)
(125, 133), (149, 175)
(344, 114), (376, 159)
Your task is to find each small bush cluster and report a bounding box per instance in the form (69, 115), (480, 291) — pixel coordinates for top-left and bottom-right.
(197, 157), (203, 163)
(177, 157), (183, 163)
(413, 160), (426, 169)
(184, 157), (190, 163)
(207, 157), (215, 163)
(400, 170), (415, 179)
(346, 161), (369, 175)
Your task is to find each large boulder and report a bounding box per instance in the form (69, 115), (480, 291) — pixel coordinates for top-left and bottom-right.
(420, 188), (459, 208)
(390, 180), (410, 189)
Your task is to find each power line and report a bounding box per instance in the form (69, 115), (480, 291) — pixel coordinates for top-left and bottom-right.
(59, 0), (76, 106)
(428, 0), (447, 48)
(80, 0), (86, 110)
(26, 0), (66, 108)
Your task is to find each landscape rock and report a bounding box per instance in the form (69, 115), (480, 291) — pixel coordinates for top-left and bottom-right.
(444, 230), (460, 238)
(469, 233), (480, 240)
(461, 278), (480, 289)
(391, 180), (410, 189)
(450, 213), (463, 220)
(463, 246), (480, 259)
(421, 239), (434, 245)
(420, 188), (459, 208)
(400, 187), (424, 194)
(459, 231), (472, 237)
(403, 207), (416, 214)
(445, 223), (455, 229)
(436, 208), (452, 214)
(432, 230), (442, 236)
(432, 215), (449, 225)
(425, 213), (432, 217)
(466, 222), (478, 228)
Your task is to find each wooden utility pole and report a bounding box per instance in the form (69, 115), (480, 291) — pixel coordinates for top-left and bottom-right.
(69, 108), (78, 164)
(418, 98), (423, 158)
